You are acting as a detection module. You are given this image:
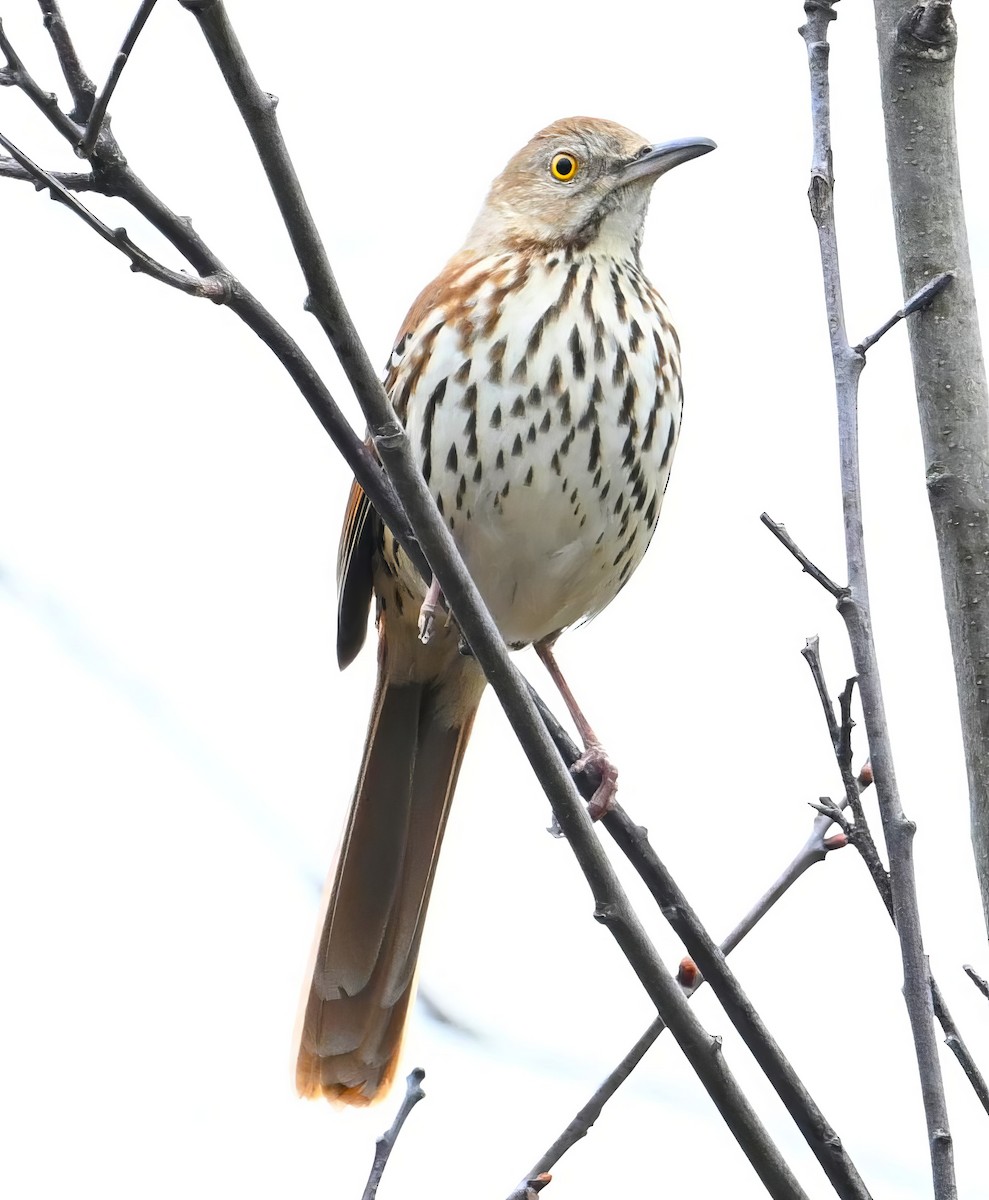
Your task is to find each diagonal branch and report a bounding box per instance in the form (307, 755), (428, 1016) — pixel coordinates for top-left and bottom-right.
(0, 128), (225, 297)
(0, 17), (82, 144)
(78, 0), (159, 156)
(760, 513), (846, 598)
(360, 1069), (426, 1200)
(0, 156), (98, 190)
(525, 696), (873, 1195)
(964, 965), (989, 1001)
(772, 540), (989, 1120)
(931, 980), (989, 1117)
(5, 1), (431, 594)
(604, 800), (873, 1200)
(37, 0), (96, 122)
(854, 271), (954, 355)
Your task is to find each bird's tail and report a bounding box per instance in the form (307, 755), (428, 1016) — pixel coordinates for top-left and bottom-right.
(296, 637), (483, 1104)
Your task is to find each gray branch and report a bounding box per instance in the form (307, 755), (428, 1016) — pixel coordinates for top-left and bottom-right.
(360, 1069), (426, 1200)
(872, 0), (989, 938)
(78, 0), (159, 156)
(800, 4), (957, 1194)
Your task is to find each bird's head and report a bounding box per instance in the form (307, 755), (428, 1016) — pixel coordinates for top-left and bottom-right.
(464, 116), (715, 258)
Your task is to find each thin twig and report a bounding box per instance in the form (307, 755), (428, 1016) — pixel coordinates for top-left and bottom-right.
(526, 693), (866, 1187)
(604, 800), (874, 1200)
(360, 1068), (426, 1200)
(0, 17), (82, 144)
(800, 637), (893, 911)
(37, 0), (96, 121)
(78, 0), (159, 156)
(963, 965), (989, 1001)
(800, 6), (957, 1193)
(760, 513), (846, 598)
(522, 1016), (666, 1185)
(931, 980), (989, 1117)
(2, 9), (433, 589)
(0, 157), (98, 191)
(0, 129), (225, 298)
(801, 631), (989, 1115)
(801, 635), (842, 750)
(809, 796), (852, 834)
(854, 272), (955, 355)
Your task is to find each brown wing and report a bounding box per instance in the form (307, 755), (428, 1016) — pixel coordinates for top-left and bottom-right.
(336, 477), (375, 670)
(335, 250), (477, 668)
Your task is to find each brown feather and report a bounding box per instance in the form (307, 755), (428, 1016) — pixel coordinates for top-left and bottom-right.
(336, 478), (374, 669)
(296, 620), (485, 1105)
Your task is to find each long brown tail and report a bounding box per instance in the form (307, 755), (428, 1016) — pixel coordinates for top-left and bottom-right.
(296, 637), (482, 1105)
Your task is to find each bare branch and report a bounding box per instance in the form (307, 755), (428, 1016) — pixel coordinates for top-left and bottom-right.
(760, 513), (847, 599)
(361, 1069), (426, 1200)
(78, 0), (159, 156)
(854, 271), (955, 355)
(522, 1017), (666, 1185)
(529, 694), (867, 1184)
(930, 980), (989, 1118)
(37, 0), (96, 121)
(800, 634), (893, 913)
(604, 801), (874, 1200)
(809, 796), (852, 835)
(801, 635), (842, 750)
(6, 2), (433, 598)
(800, 6), (957, 1191)
(0, 129), (225, 298)
(0, 17), (82, 144)
(0, 156), (98, 191)
(963, 965), (989, 1001)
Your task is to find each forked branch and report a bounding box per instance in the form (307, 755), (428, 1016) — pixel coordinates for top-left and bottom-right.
(798, 5), (957, 1192)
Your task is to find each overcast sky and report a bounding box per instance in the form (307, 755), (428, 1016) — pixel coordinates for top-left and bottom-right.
(2, 2), (988, 1197)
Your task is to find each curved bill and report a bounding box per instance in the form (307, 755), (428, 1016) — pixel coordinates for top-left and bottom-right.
(618, 136), (717, 184)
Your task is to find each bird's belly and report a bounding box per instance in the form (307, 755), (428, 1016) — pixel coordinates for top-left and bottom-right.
(399, 253), (683, 646)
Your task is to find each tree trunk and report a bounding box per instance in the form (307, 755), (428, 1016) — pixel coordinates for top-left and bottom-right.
(872, 0), (989, 936)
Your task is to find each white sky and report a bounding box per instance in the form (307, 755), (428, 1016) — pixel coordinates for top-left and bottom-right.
(2, 1), (988, 1197)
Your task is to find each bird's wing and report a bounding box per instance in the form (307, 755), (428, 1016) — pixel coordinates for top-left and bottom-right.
(336, 474), (375, 670)
(335, 252), (475, 668)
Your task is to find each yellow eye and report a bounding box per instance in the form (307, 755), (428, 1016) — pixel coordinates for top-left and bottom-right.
(550, 152), (579, 182)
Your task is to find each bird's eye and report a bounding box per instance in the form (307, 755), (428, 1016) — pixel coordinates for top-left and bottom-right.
(550, 153), (579, 182)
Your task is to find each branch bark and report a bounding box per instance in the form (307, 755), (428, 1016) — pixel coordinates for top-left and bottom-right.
(799, 4), (957, 1196)
(872, 0), (989, 935)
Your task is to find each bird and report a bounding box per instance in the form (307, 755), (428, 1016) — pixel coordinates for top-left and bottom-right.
(296, 116), (715, 1105)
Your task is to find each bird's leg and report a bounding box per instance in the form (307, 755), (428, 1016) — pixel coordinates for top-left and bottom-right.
(535, 640), (618, 819)
(418, 576), (445, 644)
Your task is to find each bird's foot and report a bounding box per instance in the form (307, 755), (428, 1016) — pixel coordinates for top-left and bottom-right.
(571, 740), (618, 819)
(418, 577), (445, 644)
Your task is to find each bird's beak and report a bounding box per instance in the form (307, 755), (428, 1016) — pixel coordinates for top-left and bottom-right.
(617, 137), (717, 185)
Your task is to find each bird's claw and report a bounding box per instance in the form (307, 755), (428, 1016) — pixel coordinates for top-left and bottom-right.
(571, 742), (618, 819)
(418, 577), (445, 645)
(418, 604), (437, 644)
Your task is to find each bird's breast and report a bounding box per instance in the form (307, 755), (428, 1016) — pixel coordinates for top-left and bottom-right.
(391, 250), (684, 646)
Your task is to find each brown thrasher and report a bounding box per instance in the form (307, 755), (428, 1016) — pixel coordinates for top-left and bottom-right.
(296, 117), (714, 1104)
